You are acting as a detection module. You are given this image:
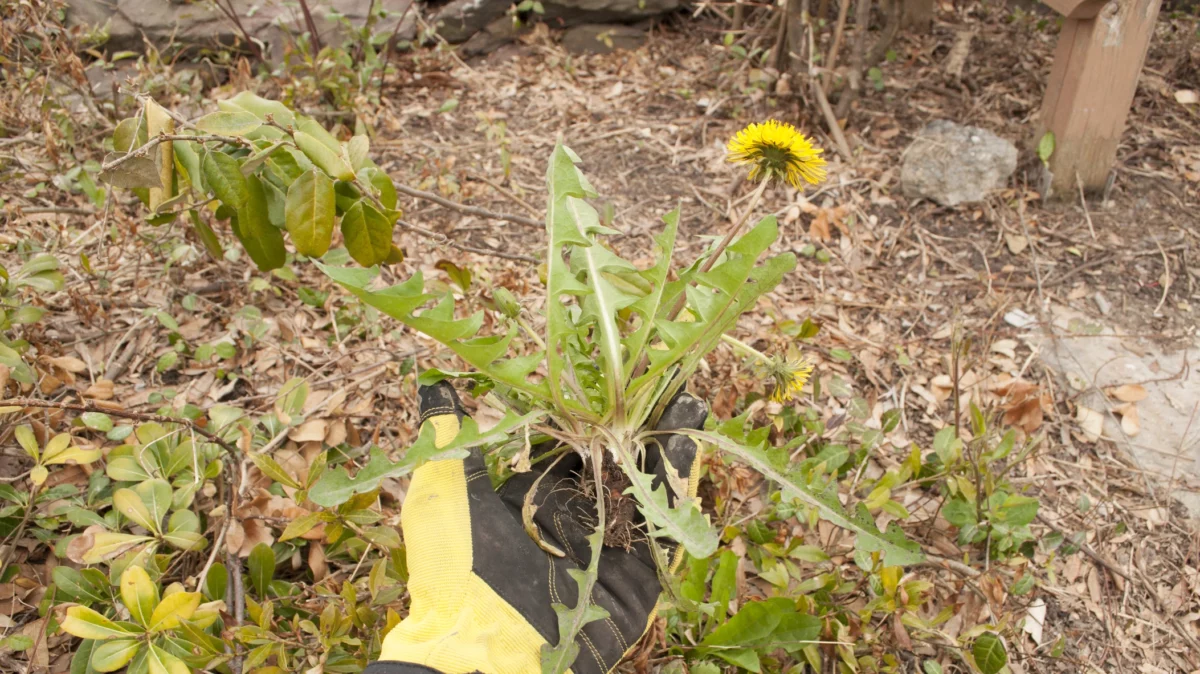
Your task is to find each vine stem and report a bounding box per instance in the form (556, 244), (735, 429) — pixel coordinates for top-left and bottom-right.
(0, 398), (241, 460)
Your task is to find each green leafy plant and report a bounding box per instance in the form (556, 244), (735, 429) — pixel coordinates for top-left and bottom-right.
(308, 142), (923, 672)
(0, 253), (65, 384)
(59, 564), (222, 674)
(101, 93), (404, 271)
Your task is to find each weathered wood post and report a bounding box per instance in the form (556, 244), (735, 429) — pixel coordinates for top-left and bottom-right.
(1039, 0), (1163, 197)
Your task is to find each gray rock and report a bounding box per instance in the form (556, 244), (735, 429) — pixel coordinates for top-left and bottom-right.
(900, 120), (1018, 206)
(541, 0), (681, 25)
(461, 17), (525, 56)
(65, 0), (414, 60)
(437, 0), (678, 43)
(435, 0), (513, 43)
(561, 23), (646, 54)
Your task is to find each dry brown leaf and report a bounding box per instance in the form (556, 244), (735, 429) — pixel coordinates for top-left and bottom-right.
(1003, 396), (1045, 434)
(1111, 384), (1148, 402)
(83, 379), (114, 400)
(1075, 405), (1104, 443)
(1112, 402), (1140, 436)
(288, 419), (328, 443)
(809, 210), (831, 241)
(45, 356), (88, 373)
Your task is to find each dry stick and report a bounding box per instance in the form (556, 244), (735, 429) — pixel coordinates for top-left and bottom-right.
(396, 219), (538, 263)
(1076, 172), (1097, 240)
(102, 133), (252, 173)
(1038, 514), (1200, 660)
(471, 175), (541, 218)
(0, 397), (241, 459)
(835, 0), (872, 120)
(18, 206), (95, 216)
(296, 0), (325, 53)
(823, 0), (851, 89)
(376, 0), (418, 98)
(210, 0), (264, 62)
(392, 181), (542, 229)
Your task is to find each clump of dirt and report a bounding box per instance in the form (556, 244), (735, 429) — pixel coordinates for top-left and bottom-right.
(579, 452), (640, 550)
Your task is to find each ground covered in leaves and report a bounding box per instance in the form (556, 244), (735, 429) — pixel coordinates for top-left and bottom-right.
(2, 3), (1199, 673)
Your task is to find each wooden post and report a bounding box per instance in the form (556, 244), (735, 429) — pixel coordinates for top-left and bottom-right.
(1040, 0), (1163, 197)
(900, 0), (935, 33)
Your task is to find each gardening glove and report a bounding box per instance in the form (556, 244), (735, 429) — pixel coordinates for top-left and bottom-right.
(366, 379), (708, 674)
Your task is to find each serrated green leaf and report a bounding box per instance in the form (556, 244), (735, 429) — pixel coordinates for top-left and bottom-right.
(621, 460), (717, 558)
(692, 429), (924, 567)
(308, 408), (543, 507)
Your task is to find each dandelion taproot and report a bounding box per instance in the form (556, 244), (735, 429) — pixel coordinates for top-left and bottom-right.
(727, 120), (827, 189)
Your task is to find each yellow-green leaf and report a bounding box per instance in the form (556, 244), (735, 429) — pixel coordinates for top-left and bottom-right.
(113, 488), (159, 534)
(60, 606), (137, 641)
(133, 479), (173, 532)
(285, 168), (335, 258)
(144, 99), (175, 212)
(146, 590), (201, 632)
(90, 638), (141, 672)
(293, 131), (355, 181)
(340, 201), (392, 266)
(119, 565), (159, 627)
(42, 437), (102, 466)
(195, 110), (262, 136)
(147, 643), (190, 674)
(81, 532), (155, 564)
(14, 425), (38, 460)
(30, 465), (49, 486)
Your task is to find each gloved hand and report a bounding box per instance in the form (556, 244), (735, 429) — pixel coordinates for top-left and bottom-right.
(365, 379), (708, 674)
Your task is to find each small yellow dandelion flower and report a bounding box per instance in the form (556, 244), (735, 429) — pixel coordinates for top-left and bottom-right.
(727, 120), (827, 189)
(768, 355), (814, 404)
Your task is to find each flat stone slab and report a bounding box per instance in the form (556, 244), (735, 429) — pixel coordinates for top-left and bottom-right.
(1032, 305), (1200, 516)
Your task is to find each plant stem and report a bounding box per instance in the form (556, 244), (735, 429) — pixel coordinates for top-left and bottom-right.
(720, 333), (774, 366)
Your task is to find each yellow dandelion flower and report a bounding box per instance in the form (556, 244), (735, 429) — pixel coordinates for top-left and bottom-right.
(727, 120), (827, 189)
(768, 355), (814, 403)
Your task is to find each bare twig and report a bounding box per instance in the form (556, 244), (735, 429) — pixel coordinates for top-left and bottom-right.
(0, 397), (241, 459)
(209, 0), (265, 61)
(812, 76), (853, 160)
(822, 0), (851, 89)
(102, 133), (252, 173)
(391, 180), (542, 229)
(396, 219), (538, 263)
(471, 175), (541, 218)
(17, 206), (95, 216)
(296, 0), (325, 54)
(1038, 514), (1200, 660)
(1076, 172), (1096, 240)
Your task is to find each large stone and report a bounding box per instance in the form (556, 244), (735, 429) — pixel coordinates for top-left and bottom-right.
(65, 0), (414, 60)
(900, 120), (1018, 206)
(435, 0), (680, 43)
(561, 24), (646, 54)
(540, 0), (682, 25)
(434, 0), (513, 44)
